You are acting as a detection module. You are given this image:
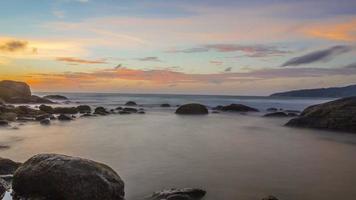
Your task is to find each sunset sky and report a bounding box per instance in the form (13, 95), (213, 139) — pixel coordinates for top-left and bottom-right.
(0, 0), (356, 95)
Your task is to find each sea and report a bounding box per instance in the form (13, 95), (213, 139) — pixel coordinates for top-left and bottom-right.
(1, 93), (356, 200)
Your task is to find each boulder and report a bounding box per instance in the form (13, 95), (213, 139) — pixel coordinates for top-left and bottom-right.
(146, 188), (206, 200)
(77, 105), (91, 113)
(94, 107), (109, 115)
(0, 157), (21, 175)
(264, 112), (288, 117)
(286, 96), (356, 133)
(35, 114), (52, 121)
(9, 95), (53, 104)
(40, 119), (51, 125)
(12, 154), (125, 200)
(115, 107), (123, 110)
(0, 80), (31, 102)
(220, 104), (259, 112)
(0, 112), (17, 121)
(160, 103), (171, 107)
(57, 114), (72, 121)
(43, 95), (68, 100)
(0, 183), (5, 200)
(125, 101), (137, 106)
(138, 111), (145, 114)
(53, 107), (78, 114)
(15, 106), (44, 118)
(123, 107), (138, 113)
(39, 105), (54, 114)
(175, 104), (208, 115)
(266, 107), (278, 112)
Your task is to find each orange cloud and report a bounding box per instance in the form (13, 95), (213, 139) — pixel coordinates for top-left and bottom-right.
(304, 19), (356, 41)
(56, 57), (107, 64)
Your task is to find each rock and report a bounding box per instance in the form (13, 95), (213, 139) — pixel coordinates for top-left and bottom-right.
(212, 105), (223, 110)
(147, 188), (206, 200)
(125, 101), (137, 106)
(266, 107), (278, 112)
(0, 98), (5, 105)
(15, 106), (43, 118)
(262, 195), (279, 200)
(39, 104), (54, 114)
(119, 111), (131, 115)
(0, 80), (31, 102)
(0, 112), (17, 121)
(80, 113), (94, 117)
(0, 157), (21, 175)
(57, 114), (72, 121)
(286, 96), (356, 133)
(94, 107), (109, 115)
(287, 112), (299, 117)
(211, 111), (220, 114)
(160, 103), (171, 107)
(40, 119), (51, 125)
(77, 105), (91, 113)
(285, 109), (301, 114)
(53, 107), (78, 114)
(12, 154), (125, 200)
(264, 112), (288, 117)
(220, 104), (259, 112)
(42, 95), (68, 100)
(16, 117), (34, 122)
(138, 111), (145, 114)
(123, 107), (138, 113)
(0, 183), (5, 200)
(35, 114), (52, 121)
(175, 104), (208, 115)
(116, 106), (123, 110)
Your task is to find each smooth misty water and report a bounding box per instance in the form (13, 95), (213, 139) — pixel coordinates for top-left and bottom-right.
(1, 94), (356, 200)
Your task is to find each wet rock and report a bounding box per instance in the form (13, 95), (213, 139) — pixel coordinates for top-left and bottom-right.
(80, 113), (94, 117)
(57, 114), (72, 121)
(0, 183), (5, 200)
(12, 154), (125, 200)
(39, 104), (54, 114)
(0, 157), (21, 175)
(138, 111), (145, 114)
(147, 188), (206, 200)
(176, 103), (208, 115)
(0, 80), (31, 102)
(16, 117), (34, 122)
(77, 105), (91, 113)
(212, 105), (223, 110)
(125, 101), (137, 106)
(94, 107), (109, 115)
(286, 96), (356, 133)
(0, 112), (17, 121)
(116, 106), (123, 110)
(53, 107), (78, 114)
(35, 114), (52, 121)
(287, 112), (299, 117)
(264, 112), (288, 117)
(43, 95), (68, 100)
(266, 107), (278, 112)
(262, 195), (279, 200)
(123, 107), (138, 113)
(220, 104), (259, 112)
(40, 119), (51, 125)
(160, 103), (171, 107)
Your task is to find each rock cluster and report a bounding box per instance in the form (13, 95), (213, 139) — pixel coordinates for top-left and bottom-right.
(175, 103), (209, 115)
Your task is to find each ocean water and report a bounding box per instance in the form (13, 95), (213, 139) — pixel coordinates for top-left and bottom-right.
(2, 93), (356, 200)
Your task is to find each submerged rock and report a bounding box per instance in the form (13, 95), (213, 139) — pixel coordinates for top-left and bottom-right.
(0, 183), (5, 200)
(146, 188), (206, 200)
(43, 95), (68, 100)
(0, 157), (21, 175)
(0, 120), (9, 127)
(286, 96), (356, 133)
(262, 195), (279, 200)
(94, 107), (109, 115)
(160, 103), (171, 107)
(266, 107), (278, 112)
(53, 107), (78, 114)
(77, 105), (91, 113)
(58, 114), (72, 121)
(220, 104), (259, 112)
(176, 104), (208, 115)
(264, 112), (288, 117)
(40, 119), (51, 125)
(125, 101), (137, 106)
(123, 107), (138, 113)
(12, 154), (125, 200)
(39, 104), (54, 114)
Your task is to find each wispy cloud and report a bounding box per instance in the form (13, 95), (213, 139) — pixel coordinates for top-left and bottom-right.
(304, 19), (356, 41)
(136, 56), (162, 62)
(56, 57), (107, 64)
(0, 40), (30, 52)
(224, 67), (232, 72)
(210, 60), (223, 65)
(281, 45), (352, 67)
(167, 44), (290, 57)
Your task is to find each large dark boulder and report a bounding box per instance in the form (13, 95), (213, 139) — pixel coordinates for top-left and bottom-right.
(0, 157), (21, 175)
(146, 188), (206, 200)
(286, 96), (356, 133)
(220, 104), (259, 112)
(123, 107), (138, 113)
(94, 107), (109, 115)
(0, 120), (9, 126)
(39, 105), (54, 114)
(53, 107), (78, 114)
(160, 103), (171, 107)
(77, 105), (91, 113)
(43, 95), (68, 100)
(125, 101), (137, 106)
(0, 80), (31, 102)
(57, 114), (72, 121)
(12, 154), (125, 200)
(175, 104), (208, 115)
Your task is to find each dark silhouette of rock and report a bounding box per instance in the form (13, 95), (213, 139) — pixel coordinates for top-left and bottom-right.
(12, 154), (125, 200)
(262, 196), (279, 200)
(264, 112), (288, 117)
(43, 95), (68, 100)
(39, 105), (54, 114)
(53, 107), (78, 114)
(147, 188), (206, 200)
(0, 183), (5, 200)
(138, 111), (145, 114)
(125, 101), (137, 106)
(286, 96), (356, 133)
(80, 113), (94, 117)
(212, 105), (223, 110)
(160, 103), (171, 107)
(40, 119), (51, 125)
(57, 114), (72, 121)
(220, 104), (259, 112)
(0, 157), (21, 175)
(94, 107), (109, 115)
(266, 107), (278, 112)
(123, 107), (138, 113)
(116, 106), (123, 110)
(35, 114), (52, 121)
(175, 104), (208, 115)
(76, 105), (91, 113)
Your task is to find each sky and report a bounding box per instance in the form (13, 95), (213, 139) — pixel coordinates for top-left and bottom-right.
(0, 0), (356, 95)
